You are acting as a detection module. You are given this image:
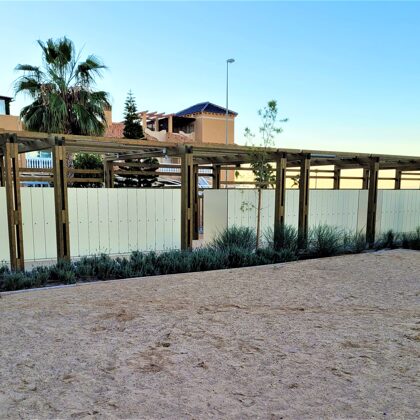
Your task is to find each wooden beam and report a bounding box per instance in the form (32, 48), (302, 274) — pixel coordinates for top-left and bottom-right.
(366, 157), (380, 247)
(274, 153), (287, 248)
(0, 155), (5, 187)
(213, 165), (221, 189)
(193, 164), (200, 240)
(104, 160), (114, 188)
(333, 166), (341, 190)
(181, 146), (194, 250)
(394, 169), (402, 190)
(53, 138), (71, 262)
(298, 154), (310, 248)
(4, 135), (24, 271)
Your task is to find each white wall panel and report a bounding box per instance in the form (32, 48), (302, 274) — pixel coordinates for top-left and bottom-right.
(203, 188), (420, 244)
(379, 190), (420, 233)
(0, 188), (9, 263)
(97, 189), (110, 253)
(107, 190), (119, 255)
(309, 190), (360, 232)
(42, 189), (56, 259)
(1, 187), (182, 263)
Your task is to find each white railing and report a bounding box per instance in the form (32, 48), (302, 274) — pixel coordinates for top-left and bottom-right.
(26, 157), (53, 169)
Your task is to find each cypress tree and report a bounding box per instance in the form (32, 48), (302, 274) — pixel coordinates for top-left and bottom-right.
(123, 90), (143, 139)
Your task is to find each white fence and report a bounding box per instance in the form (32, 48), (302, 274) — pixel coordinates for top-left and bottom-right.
(0, 188), (181, 263)
(203, 189), (420, 243)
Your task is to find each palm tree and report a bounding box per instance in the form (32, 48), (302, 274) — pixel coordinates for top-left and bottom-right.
(14, 37), (110, 136)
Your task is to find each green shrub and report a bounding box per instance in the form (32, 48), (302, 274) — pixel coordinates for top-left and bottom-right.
(342, 230), (366, 254)
(265, 225), (298, 253)
(256, 247), (298, 264)
(375, 230), (400, 250)
(401, 227), (420, 250)
(31, 266), (50, 287)
(157, 250), (192, 275)
(48, 260), (76, 284)
(1, 272), (33, 291)
(189, 248), (226, 272)
(307, 225), (344, 258)
(212, 226), (257, 252)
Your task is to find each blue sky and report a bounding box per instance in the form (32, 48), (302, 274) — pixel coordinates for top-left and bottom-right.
(1, 1), (419, 155)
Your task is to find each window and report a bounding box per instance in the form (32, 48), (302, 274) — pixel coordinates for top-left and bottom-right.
(0, 99), (5, 115)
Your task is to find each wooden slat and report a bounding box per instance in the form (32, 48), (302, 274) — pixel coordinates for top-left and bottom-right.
(4, 136), (25, 270)
(274, 153), (287, 248)
(298, 154), (311, 248)
(181, 146), (194, 250)
(53, 140), (71, 261)
(104, 161), (114, 188)
(394, 169), (402, 190)
(193, 165), (200, 240)
(366, 157), (380, 246)
(213, 165), (221, 189)
(333, 166), (341, 189)
(0, 155), (5, 187)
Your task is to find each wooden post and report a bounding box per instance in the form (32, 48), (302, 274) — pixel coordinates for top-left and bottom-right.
(333, 166), (341, 190)
(366, 157), (380, 247)
(274, 153), (287, 248)
(104, 160), (114, 188)
(155, 116), (159, 132)
(394, 169), (402, 190)
(181, 146), (194, 250)
(298, 154), (310, 248)
(53, 137), (71, 262)
(4, 135), (25, 271)
(193, 164), (200, 240)
(362, 168), (369, 189)
(0, 155), (5, 187)
(213, 165), (221, 189)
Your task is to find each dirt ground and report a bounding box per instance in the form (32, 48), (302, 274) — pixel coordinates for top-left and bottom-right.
(0, 250), (419, 419)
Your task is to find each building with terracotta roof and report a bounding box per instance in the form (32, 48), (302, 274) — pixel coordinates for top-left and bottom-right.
(105, 101), (237, 145)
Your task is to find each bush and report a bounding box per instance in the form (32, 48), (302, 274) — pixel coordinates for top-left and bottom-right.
(1, 272), (32, 291)
(265, 225), (298, 253)
(401, 227), (420, 250)
(307, 225), (344, 258)
(375, 230), (400, 250)
(48, 260), (76, 284)
(189, 248), (226, 272)
(212, 226), (257, 252)
(342, 230), (366, 254)
(256, 247), (298, 264)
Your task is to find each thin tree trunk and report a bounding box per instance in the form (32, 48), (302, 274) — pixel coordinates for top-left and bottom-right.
(256, 187), (262, 249)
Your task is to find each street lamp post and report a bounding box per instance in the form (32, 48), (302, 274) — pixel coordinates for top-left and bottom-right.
(225, 58), (235, 186)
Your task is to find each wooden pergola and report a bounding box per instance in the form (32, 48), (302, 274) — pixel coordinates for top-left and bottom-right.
(1, 129), (420, 271)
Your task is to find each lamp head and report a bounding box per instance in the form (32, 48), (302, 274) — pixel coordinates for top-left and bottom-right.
(227, 58), (235, 64)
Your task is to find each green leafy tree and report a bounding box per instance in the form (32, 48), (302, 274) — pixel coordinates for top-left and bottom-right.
(118, 91), (158, 187)
(243, 100), (288, 247)
(14, 37), (110, 135)
(72, 153), (103, 188)
(123, 90), (143, 139)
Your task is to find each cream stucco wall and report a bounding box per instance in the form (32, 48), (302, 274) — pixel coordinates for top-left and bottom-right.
(193, 113), (235, 144)
(0, 115), (22, 131)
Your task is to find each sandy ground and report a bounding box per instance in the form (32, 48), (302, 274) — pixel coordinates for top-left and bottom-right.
(0, 250), (419, 419)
